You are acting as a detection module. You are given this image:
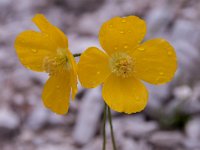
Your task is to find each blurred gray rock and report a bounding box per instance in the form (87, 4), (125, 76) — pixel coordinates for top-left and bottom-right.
(61, 0), (104, 12)
(149, 131), (184, 148)
(73, 87), (104, 146)
(120, 138), (152, 150)
(184, 117), (200, 150)
(173, 40), (200, 84)
(146, 6), (175, 37)
(12, 70), (33, 90)
(25, 103), (49, 130)
(0, 107), (20, 131)
(123, 117), (159, 138)
(174, 85), (192, 101)
(172, 19), (200, 49)
(185, 117), (200, 140)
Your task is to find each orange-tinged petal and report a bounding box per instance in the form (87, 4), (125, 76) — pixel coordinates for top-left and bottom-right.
(78, 47), (111, 88)
(15, 31), (57, 72)
(42, 71), (71, 114)
(32, 14), (68, 49)
(99, 16), (146, 55)
(102, 74), (148, 114)
(132, 38), (177, 84)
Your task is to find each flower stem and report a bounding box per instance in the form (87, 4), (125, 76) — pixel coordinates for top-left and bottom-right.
(102, 103), (107, 150)
(73, 53), (81, 57)
(108, 107), (117, 150)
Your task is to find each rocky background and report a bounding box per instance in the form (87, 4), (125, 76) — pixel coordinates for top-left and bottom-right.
(0, 0), (200, 149)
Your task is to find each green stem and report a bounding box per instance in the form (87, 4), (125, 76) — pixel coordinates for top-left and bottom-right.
(102, 103), (107, 150)
(108, 107), (117, 150)
(73, 53), (81, 57)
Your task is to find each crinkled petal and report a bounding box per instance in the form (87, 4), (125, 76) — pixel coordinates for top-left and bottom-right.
(132, 38), (177, 84)
(99, 16), (146, 55)
(78, 47), (111, 88)
(15, 31), (57, 72)
(42, 71), (71, 114)
(102, 75), (148, 114)
(32, 14), (68, 48)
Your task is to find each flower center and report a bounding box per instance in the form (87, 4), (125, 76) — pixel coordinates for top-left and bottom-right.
(110, 52), (134, 78)
(43, 48), (70, 75)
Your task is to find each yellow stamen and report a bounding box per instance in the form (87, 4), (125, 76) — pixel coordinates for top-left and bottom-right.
(43, 48), (70, 75)
(110, 52), (134, 78)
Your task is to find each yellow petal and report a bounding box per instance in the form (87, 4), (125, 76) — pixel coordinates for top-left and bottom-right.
(132, 38), (177, 84)
(99, 16), (146, 55)
(78, 47), (111, 88)
(67, 48), (78, 99)
(102, 75), (148, 114)
(15, 31), (57, 72)
(42, 71), (71, 114)
(32, 14), (68, 48)
(15, 14), (69, 72)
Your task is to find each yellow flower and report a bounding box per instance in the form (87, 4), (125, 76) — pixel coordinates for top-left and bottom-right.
(78, 16), (177, 114)
(15, 14), (77, 114)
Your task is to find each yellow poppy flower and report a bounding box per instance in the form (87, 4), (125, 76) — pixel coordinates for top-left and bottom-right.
(15, 14), (77, 114)
(78, 16), (177, 114)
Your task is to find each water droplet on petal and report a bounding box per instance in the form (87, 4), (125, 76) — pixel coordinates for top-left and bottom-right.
(159, 72), (164, 75)
(168, 51), (172, 56)
(120, 30), (124, 34)
(109, 24), (113, 28)
(138, 47), (145, 51)
(156, 77), (164, 84)
(31, 49), (38, 53)
(121, 19), (126, 23)
(124, 45), (128, 49)
(97, 71), (100, 75)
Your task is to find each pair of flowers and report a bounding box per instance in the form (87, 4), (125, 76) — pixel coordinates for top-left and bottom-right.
(15, 14), (177, 115)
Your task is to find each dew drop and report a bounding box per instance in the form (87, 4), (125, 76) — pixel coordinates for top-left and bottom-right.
(124, 45), (128, 49)
(120, 30), (124, 34)
(109, 24), (113, 28)
(97, 71), (100, 75)
(155, 78), (160, 83)
(121, 19), (126, 23)
(156, 77), (164, 83)
(159, 72), (164, 75)
(31, 49), (38, 53)
(114, 47), (118, 50)
(168, 51), (172, 56)
(138, 47), (145, 51)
